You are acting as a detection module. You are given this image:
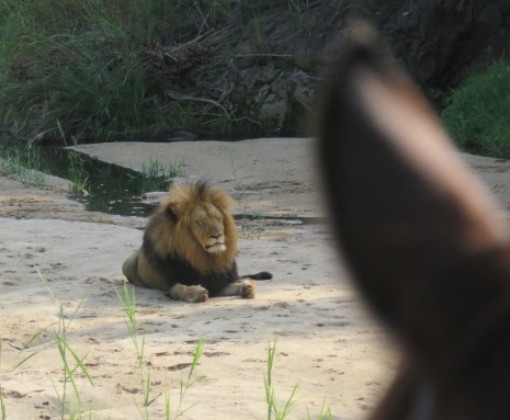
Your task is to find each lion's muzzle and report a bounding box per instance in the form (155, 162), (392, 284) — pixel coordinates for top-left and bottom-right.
(204, 242), (227, 253)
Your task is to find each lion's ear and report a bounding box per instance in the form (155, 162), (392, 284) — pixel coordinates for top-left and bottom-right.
(163, 183), (189, 219)
(165, 200), (184, 220)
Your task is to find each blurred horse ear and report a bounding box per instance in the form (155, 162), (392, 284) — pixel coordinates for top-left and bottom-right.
(318, 22), (509, 314)
(317, 21), (510, 375)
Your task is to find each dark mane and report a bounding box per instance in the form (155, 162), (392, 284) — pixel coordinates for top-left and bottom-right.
(141, 237), (239, 296)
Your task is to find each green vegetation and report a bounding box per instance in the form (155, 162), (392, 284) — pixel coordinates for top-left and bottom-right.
(169, 338), (206, 419)
(67, 151), (90, 195)
(116, 282), (206, 419)
(140, 158), (186, 193)
(0, 0), (313, 146)
(141, 158), (185, 181)
(116, 282), (152, 418)
(442, 60), (510, 159)
(0, 0), (176, 144)
(1, 277), (334, 418)
(39, 269), (94, 418)
(264, 340), (298, 420)
(0, 145), (48, 188)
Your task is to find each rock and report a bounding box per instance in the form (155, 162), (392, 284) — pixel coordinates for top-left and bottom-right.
(353, 0), (510, 106)
(10, 1), (510, 142)
(224, 1), (510, 134)
(259, 94), (288, 128)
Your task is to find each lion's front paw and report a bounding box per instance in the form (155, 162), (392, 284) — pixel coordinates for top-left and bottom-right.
(240, 280), (256, 299)
(184, 285), (209, 303)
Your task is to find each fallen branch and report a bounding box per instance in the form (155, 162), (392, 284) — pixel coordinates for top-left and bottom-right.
(164, 90), (230, 118)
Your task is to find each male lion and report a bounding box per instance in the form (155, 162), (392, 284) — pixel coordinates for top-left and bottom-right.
(122, 179), (272, 303)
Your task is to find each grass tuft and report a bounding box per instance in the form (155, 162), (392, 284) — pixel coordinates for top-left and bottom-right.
(38, 267), (94, 418)
(116, 282), (206, 418)
(442, 60), (510, 158)
(67, 151), (90, 195)
(0, 146), (48, 188)
(172, 337), (206, 419)
(264, 339), (298, 420)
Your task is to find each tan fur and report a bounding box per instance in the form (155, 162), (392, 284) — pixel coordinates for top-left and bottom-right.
(167, 283), (209, 303)
(215, 280), (256, 299)
(152, 181), (238, 275)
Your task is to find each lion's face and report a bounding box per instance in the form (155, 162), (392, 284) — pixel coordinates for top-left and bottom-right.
(189, 203), (227, 254)
(149, 180), (238, 272)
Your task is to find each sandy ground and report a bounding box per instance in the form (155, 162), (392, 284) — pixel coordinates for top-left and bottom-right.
(2, 137), (510, 419)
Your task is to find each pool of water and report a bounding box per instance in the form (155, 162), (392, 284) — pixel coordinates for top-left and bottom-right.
(1, 143), (327, 226)
(35, 146), (168, 216)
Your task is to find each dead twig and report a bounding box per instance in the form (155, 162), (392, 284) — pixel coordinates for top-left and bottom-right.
(232, 54), (293, 59)
(164, 90), (230, 118)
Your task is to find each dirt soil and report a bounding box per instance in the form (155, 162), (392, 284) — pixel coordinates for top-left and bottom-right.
(2, 137), (510, 419)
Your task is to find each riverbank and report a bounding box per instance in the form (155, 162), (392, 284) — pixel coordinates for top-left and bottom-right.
(2, 137), (510, 418)
(0, 138), (393, 419)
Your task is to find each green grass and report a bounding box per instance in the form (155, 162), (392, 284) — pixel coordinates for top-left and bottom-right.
(141, 158), (186, 192)
(0, 145), (48, 188)
(2, 271), (333, 418)
(142, 158), (186, 180)
(0, 0), (304, 145)
(115, 283), (145, 368)
(239, 212), (265, 240)
(67, 151), (90, 195)
(264, 340), (298, 420)
(0, 0), (164, 144)
(38, 268), (94, 418)
(116, 282), (206, 419)
(442, 60), (510, 158)
(1, 301), (334, 419)
(115, 282), (152, 418)
(170, 337), (206, 419)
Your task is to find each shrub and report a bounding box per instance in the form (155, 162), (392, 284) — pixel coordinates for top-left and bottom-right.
(0, 0), (277, 145)
(0, 0), (172, 143)
(442, 60), (510, 159)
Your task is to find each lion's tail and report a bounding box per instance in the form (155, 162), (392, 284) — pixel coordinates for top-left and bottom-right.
(240, 271), (272, 281)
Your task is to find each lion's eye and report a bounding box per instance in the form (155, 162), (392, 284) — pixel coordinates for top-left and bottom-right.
(210, 211), (222, 221)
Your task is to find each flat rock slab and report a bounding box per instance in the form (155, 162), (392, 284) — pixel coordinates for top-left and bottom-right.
(70, 138), (322, 217)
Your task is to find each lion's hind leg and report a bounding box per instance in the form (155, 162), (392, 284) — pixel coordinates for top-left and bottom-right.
(122, 251), (144, 286)
(167, 283), (209, 303)
(217, 280), (256, 299)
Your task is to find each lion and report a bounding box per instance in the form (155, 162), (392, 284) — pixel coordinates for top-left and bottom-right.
(122, 179), (272, 303)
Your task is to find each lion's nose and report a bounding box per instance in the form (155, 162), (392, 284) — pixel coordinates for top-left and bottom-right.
(210, 233), (221, 240)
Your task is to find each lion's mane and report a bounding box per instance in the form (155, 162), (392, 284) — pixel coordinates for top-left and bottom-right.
(122, 179), (241, 297)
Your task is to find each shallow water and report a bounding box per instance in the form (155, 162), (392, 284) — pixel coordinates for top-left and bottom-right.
(43, 146), (169, 216)
(8, 145), (168, 216)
